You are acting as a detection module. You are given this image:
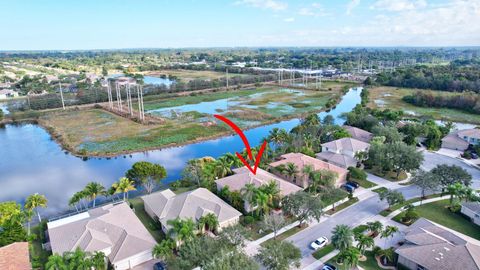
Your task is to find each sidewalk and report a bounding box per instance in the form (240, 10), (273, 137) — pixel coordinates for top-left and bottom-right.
(385, 194), (450, 219)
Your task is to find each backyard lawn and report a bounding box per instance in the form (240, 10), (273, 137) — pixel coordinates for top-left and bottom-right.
(392, 199), (480, 240)
(129, 198), (165, 242)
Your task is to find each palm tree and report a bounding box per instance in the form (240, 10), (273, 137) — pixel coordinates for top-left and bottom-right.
(255, 190), (270, 216)
(90, 251), (106, 270)
(331, 224), (354, 252)
(68, 192), (82, 212)
(25, 193), (48, 222)
(284, 162), (299, 182)
(380, 225), (399, 247)
(84, 182), (106, 208)
(355, 234), (374, 256)
(24, 209), (33, 235)
(302, 164), (314, 185)
(112, 177), (136, 201)
(240, 183), (258, 207)
(65, 248), (90, 270)
(366, 221), (383, 237)
(198, 213), (219, 233)
(214, 156), (233, 178)
(152, 239), (175, 260)
(447, 182), (464, 205)
(223, 152), (243, 168)
(45, 254), (66, 270)
(167, 218), (196, 247)
(259, 181), (280, 205)
(338, 247), (360, 270)
(377, 247), (395, 265)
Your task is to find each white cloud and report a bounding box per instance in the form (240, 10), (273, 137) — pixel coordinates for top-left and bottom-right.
(283, 17), (295, 22)
(235, 0), (287, 11)
(371, 0), (427, 11)
(346, 0), (361, 15)
(298, 3), (329, 17)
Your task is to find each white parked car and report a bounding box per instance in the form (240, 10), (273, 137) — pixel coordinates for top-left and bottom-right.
(310, 236), (328, 250)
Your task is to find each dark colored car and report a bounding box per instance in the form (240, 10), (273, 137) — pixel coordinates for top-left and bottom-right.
(346, 181), (360, 188)
(321, 263), (337, 270)
(153, 261), (167, 270)
(342, 184), (355, 193)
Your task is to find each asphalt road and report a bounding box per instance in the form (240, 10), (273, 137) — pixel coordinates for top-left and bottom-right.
(288, 151), (480, 265)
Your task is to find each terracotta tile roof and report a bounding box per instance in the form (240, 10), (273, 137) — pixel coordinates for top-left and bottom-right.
(0, 242), (31, 270)
(269, 153), (348, 177)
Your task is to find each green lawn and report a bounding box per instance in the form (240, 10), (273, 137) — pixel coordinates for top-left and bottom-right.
(379, 193), (442, 216)
(129, 198), (165, 242)
(371, 187), (388, 194)
(312, 244), (335, 259)
(351, 177), (377, 188)
(260, 225), (305, 247)
(393, 200), (480, 240)
(326, 197), (359, 215)
(366, 167), (407, 182)
(30, 223), (51, 269)
(359, 251), (384, 270)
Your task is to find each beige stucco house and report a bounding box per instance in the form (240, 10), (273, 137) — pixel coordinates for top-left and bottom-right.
(47, 202), (157, 270)
(316, 138), (370, 168)
(142, 188), (242, 233)
(442, 129), (480, 151)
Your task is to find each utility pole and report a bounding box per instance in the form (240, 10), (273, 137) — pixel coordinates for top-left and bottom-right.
(226, 68), (229, 89)
(107, 80), (113, 109)
(59, 81), (65, 110)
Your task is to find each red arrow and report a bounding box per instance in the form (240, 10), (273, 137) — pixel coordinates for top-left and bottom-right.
(214, 114), (267, 175)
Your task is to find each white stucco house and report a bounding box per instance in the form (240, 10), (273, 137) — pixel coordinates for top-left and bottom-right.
(461, 202), (480, 226)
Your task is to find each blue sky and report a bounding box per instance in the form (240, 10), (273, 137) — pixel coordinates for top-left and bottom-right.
(0, 0), (479, 50)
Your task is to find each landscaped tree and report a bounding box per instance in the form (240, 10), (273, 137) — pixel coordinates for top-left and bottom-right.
(254, 190), (271, 215)
(126, 161), (167, 194)
(45, 254), (66, 270)
(284, 162), (299, 182)
(25, 193), (48, 222)
(261, 212), (286, 239)
(355, 234), (374, 257)
(380, 225), (399, 247)
(376, 247), (395, 265)
(84, 182), (106, 208)
(302, 164), (315, 185)
(0, 212), (27, 247)
(91, 251), (107, 270)
(213, 156), (233, 178)
(447, 182), (466, 206)
(111, 177), (136, 201)
(203, 249), (259, 270)
(338, 247), (361, 270)
(259, 181), (280, 206)
(152, 239), (175, 260)
(388, 141), (424, 180)
(281, 191), (323, 227)
(409, 169), (439, 199)
(402, 204), (419, 224)
(167, 218), (197, 247)
(255, 240), (301, 270)
(0, 201), (22, 226)
(331, 224), (354, 252)
(198, 213), (219, 234)
(240, 183), (258, 209)
(372, 125), (404, 143)
(219, 224), (249, 247)
(379, 189), (405, 211)
(431, 164), (472, 194)
(366, 221), (383, 237)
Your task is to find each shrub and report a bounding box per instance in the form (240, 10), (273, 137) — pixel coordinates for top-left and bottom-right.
(347, 167), (367, 181)
(243, 216), (255, 225)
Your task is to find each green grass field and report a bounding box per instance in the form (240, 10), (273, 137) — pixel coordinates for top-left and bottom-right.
(368, 86), (480, 124)
(129, 198), (165, 242)
(393, 199), (480, 240)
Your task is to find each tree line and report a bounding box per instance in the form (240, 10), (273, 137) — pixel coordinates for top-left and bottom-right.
(403, 90), (480, 114)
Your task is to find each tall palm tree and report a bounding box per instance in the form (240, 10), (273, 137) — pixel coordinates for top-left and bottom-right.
(381, 225), (399, 247)
(284, 162), (299, 182)
(255, 191), (270, 216)
(25, 193), (48, 222)
(355, 234), (374, 256)
(302, 164), (314, 185)
(68, 192), (82, 212)
(259, 181), (280, 205)
(45, 254), (66, 270)
(214, 156), (233, 178)
(152, 239), (175, 260)
(331, 224), (354, 252)
(112, 177), (136, 201)
(84, 182), (106, 208)
(90, 251), (106, 270)
(240, 183), (258, 207)
(223, 152), (243, 168)
(377, 247), (395, 265)
(167, 218), (196, 247)
(338, 247), (360, 270)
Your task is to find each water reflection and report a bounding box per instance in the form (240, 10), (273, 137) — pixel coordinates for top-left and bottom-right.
(0, 88), (362, 216)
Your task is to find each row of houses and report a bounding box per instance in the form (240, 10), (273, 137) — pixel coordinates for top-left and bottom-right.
(35, 125), (372, 269)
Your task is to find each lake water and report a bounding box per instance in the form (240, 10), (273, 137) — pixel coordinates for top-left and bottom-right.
(109, 74), (174, 87)
(0, 87), (362, 217)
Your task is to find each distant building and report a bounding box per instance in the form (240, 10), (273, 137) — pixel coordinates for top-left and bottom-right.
(86, 73), (100, 84)
(142, 188), (242, 234)
(269, 153), (348, 188)
(44, 75), (59, 83)
(461, 202), (480, 226)
(441, 129), (480, 151)
(215, 167), (302, 212)
(0, 242), (31, 270)
(396, 218), (480, 270)
(47, 202), (156, 270)
(0, 89), (19, 99)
